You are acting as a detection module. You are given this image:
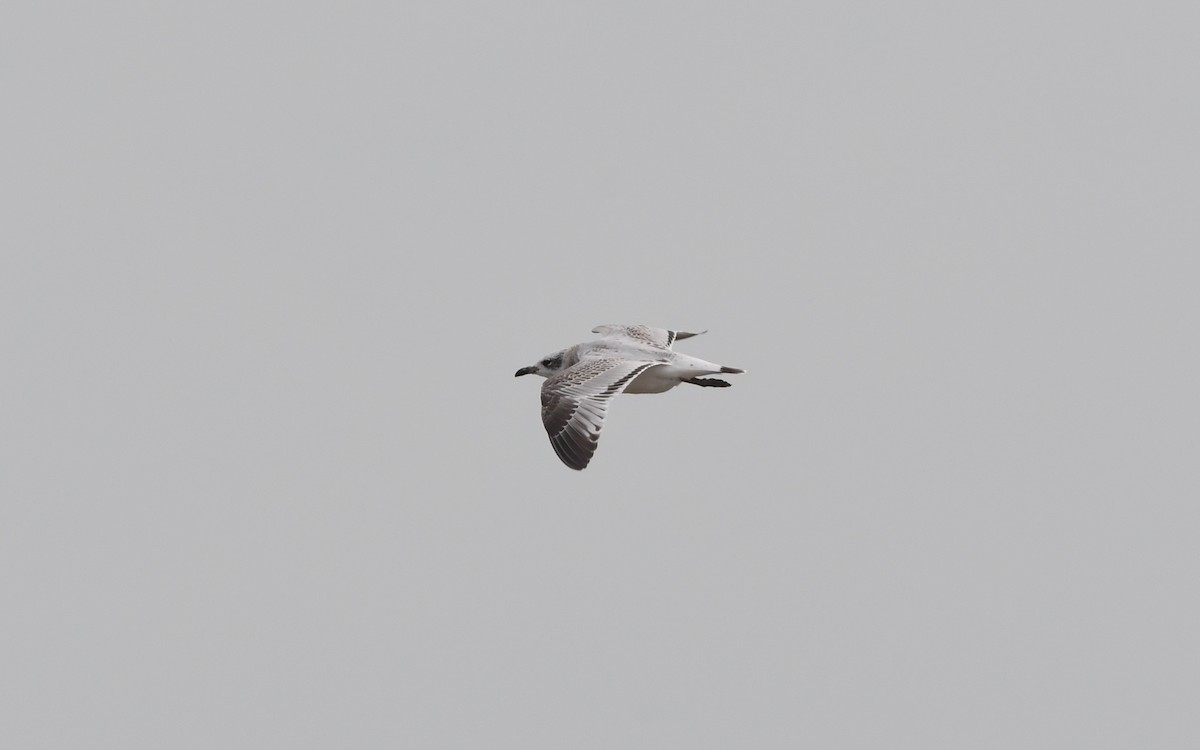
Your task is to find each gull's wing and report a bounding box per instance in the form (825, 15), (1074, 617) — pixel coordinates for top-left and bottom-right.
(540, 357), (661, 470)
(591, 324), (706, 350)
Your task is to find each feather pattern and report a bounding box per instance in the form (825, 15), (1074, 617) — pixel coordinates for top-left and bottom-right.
(540, 358), (659, 470)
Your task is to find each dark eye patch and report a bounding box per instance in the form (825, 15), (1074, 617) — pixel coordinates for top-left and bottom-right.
(543, 357), (563, 369)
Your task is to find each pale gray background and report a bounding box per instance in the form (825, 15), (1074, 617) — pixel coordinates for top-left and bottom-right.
(2, 1), (1197, 748)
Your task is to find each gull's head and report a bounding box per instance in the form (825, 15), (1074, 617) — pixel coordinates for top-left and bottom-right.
(515, 350), (567, 379)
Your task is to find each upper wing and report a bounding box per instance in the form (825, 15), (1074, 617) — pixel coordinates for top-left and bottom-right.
(591, 324), (706, 350)
(540, 357), (660, 470)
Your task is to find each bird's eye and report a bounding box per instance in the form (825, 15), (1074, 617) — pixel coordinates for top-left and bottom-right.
(543, 357), (561, 368)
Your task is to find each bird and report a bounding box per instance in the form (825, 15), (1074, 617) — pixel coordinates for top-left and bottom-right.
(514, 324), (745, 470)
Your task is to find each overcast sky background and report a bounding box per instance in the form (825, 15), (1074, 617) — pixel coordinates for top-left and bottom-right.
(3, 2), (1198, 748)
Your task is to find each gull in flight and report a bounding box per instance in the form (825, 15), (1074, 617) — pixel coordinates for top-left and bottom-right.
(515, 324), (745, 470)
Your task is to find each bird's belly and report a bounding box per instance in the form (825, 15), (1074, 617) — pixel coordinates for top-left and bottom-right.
(625, 366), (680, 394)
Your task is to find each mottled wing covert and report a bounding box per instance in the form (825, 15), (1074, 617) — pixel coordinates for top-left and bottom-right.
(590, 324), (705, 350)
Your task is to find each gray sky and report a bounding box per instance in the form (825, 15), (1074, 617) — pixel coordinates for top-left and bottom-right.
(3, 1), (1198, 748)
